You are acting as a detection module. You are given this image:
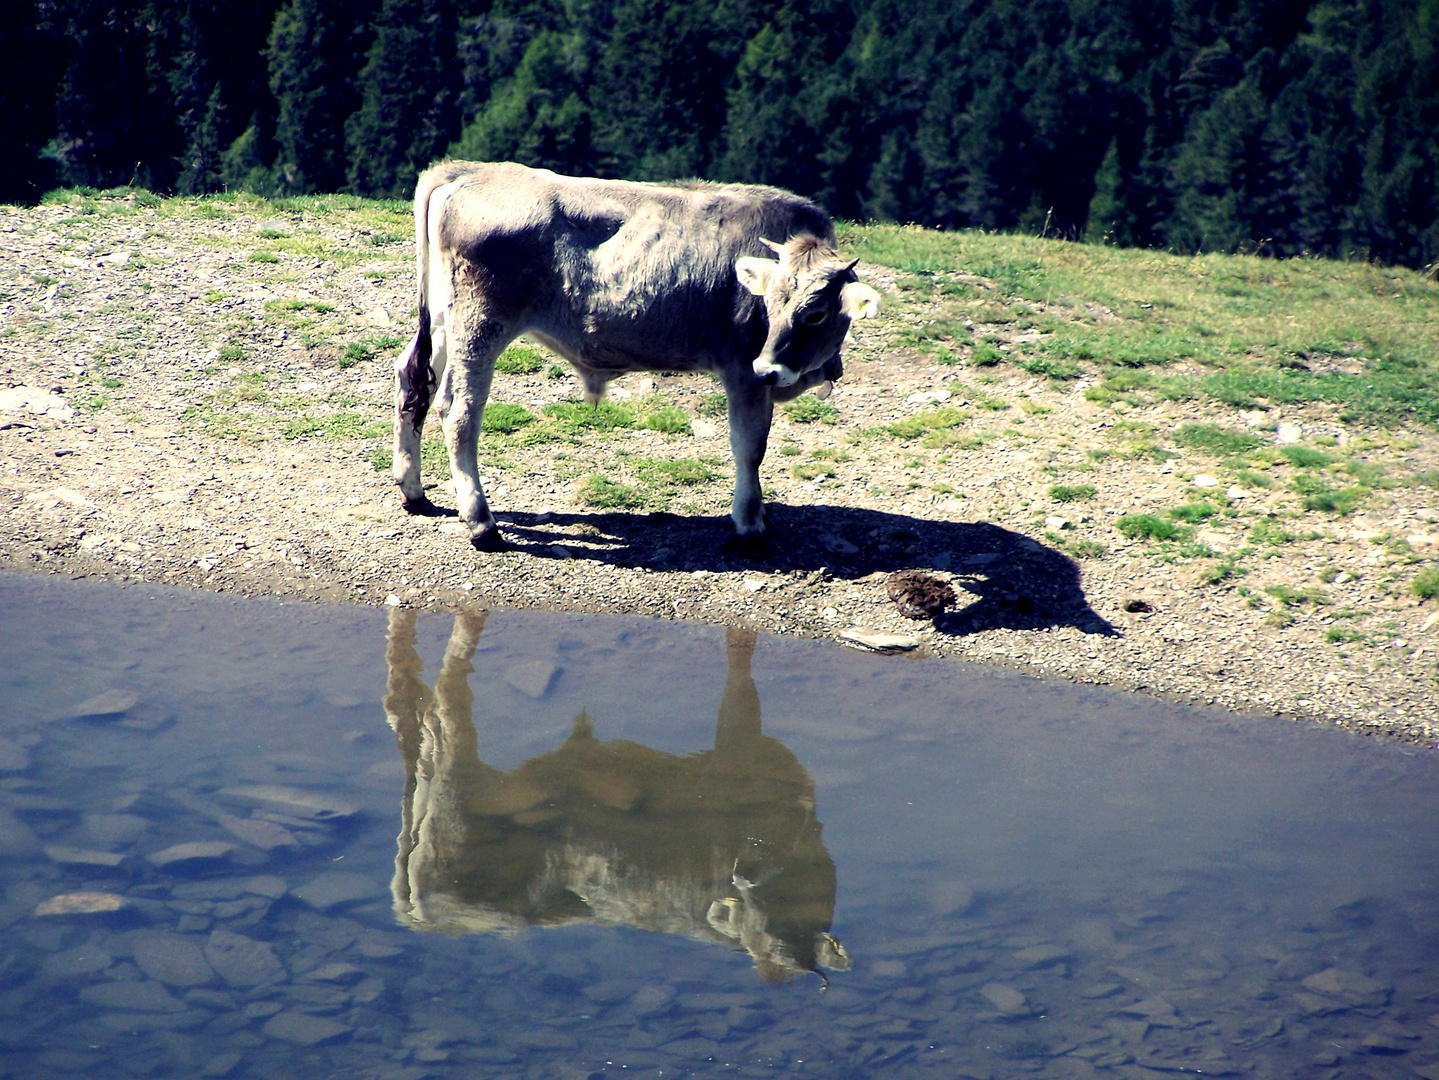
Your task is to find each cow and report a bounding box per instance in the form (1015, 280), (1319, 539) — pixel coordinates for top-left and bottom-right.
(384, 610), (850, 985)
(392, 161), (881, 551)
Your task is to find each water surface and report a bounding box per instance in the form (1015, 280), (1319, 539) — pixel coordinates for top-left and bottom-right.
(1, 572), (1437, 1078)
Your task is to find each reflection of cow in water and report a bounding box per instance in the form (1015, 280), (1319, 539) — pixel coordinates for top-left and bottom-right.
(384, 611), (850, 984)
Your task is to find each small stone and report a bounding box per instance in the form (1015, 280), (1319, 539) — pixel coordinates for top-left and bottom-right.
(1360, 1032), (1412, 1055)
(217, 785), (358, 821)
(200, 1051), (246, 1078)
(44, 844), (124, 867)
(306, 962), (365, 984)
(1192, 474), (1219, 488)
(1080, 983), (1123, 999)
(35, 891), (127, 916)
(1123, 598), (1154, 613)
(1276, 422), (1302, 444)
(549, 544), (573, 559)
(1013, 944), (1071, 968)
(839, 626), (920, 653)
(384, 594), (402, 607)
(80, 980), (187, 1013)
(204, 929), (285, 987)
(132, 931), (217, 987)
(65, 689), (140, 721)
(1421, 611), (1439, 633)
(44, 945), (113, 977)
(245, 875), (289, 900)
(906, 390), (952, 405)
(1300, 967), (1390, 1008)
(147, 841), (235, 868)
(980, 982), (1028, 1015)
(1044, 515), (1072, 530)
(262, 1011), (351, 1046)
(293, 871), (378, 910)
(503, 659), (560, 699)
(743, 577), (766, 592)
(1226, 486), (1248, 499)
(219, 815), (300, 851)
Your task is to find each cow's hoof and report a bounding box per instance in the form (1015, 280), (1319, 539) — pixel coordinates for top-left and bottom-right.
(470, 526), (508, 552)
(402, 494), (438, 516)
(725, 533), (769, 560)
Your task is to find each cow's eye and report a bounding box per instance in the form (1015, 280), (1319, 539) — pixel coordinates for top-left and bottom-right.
(799, 308), (828, 326)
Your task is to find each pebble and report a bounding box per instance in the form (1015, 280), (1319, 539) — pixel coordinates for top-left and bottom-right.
(204, 929), (286, 986)
(64, 688), (140, 720)
(262, 1010), (352, 1046)
(131, 931), (217, 987)
(217, 784), (359, 821)
(34, 891), (127, 916)
(218, 814), (300, 851)
(293, 871), (379, 911)
(1300, 967), (1391, 1008)
(147, 840), (236, 868)
(980, 982), (1029, 1015)
(79, 979), (187, 1013)
(503, 658), (561, 698)
(44, 844), (124, 867)
(1192, 474), (1219, 488)
(839, 626), (920, 653)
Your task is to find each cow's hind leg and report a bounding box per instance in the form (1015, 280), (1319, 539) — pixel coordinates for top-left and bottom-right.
(445, 313), (511, 551)
(393, 316), (450, 513)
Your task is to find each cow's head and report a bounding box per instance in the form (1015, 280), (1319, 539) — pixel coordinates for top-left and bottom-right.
(736, 236), (881, 388)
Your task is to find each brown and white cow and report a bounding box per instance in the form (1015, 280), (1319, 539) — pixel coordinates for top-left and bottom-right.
(393, 161), (880, 550)
(384, 611), (850, 985)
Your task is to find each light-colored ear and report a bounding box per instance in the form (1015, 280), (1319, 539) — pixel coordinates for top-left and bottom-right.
(759, 237), (787, 257)
(736, 256), (779, 296)
(840, 281), (881, 320)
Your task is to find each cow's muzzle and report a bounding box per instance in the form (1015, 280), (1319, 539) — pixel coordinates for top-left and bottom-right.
(753, 358), (796, 387)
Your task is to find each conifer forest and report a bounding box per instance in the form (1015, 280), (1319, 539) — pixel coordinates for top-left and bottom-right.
(4, 0), (1438, 269)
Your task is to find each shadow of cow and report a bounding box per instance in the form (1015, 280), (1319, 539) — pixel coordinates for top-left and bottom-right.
(494, 502), (1116, 637)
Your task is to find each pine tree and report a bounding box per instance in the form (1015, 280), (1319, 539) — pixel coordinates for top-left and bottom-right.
(347, 0), (458, 197)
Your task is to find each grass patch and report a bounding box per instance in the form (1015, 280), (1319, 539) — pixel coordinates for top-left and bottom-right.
(887, 406), (968, 439)
(1048, 483), (1096, 502)
(341, 334), (403, 368)
(793, 461), (837, 480)
(782, 398), (839, 424)
(696, 392), (727, 418)
(1413, 567), (1439, 600)
(1292, 474), (1367, 514)
(495, 345), (546, 375)
(1176, 423), (1263, 456)
(1168, 502), (1219, 523)
(1325, 626), (1366, 644)
(1266, 584), (1330, 607)
(634, 457), (716, 486)
(247, 251), (280, 264)
(542, 400), (636, 430)
(1116, 514), (1182, 541)
(281, 412), (388, 440)
(579, 474), (646, 509)
(1250, 517), (1299, 545)
(639, 405), (692, 435)
(482, 402), (534, 433)
(1280, 445), (1335, 468)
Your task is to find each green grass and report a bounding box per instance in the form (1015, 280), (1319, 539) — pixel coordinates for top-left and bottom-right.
(542, 400), (636, 430)
(1116, 514), (1182, 541)
(482, 403), (534, 433)
(579, 474), (646, 509)
(696, 392), (727, 418)
(1413, 567), (1439, 600)
(1266, 584), (1330, 607)
(341, 334), (403, 368)
(1280, 445), (1335, 469)
(495, 345), (546, 375)
(1176, 423), (1263, 456)
(1168, 501), (1219, 523)
(633, 457), (716, 486)
(782, 398), (838, 425)
(842, 223), (1439, 428)
(887, 406), (968, 439)
(1048, 483), (1096, 502)
(639, 406), (692, 435)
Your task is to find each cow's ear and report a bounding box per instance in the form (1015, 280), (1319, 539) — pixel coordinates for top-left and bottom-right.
(735, 256), (778, 296)
(840, 281), (881, 320)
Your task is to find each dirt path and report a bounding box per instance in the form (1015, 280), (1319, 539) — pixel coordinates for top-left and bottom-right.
(2, 195), (1436, 744)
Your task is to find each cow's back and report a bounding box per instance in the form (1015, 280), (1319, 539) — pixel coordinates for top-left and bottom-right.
(426, 162), (835, 370)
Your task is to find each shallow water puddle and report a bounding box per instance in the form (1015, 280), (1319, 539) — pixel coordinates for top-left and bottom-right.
(1, 571), (1437, 1078)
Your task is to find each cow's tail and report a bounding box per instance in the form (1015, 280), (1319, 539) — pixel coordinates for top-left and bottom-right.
(401, 168), (452, 433)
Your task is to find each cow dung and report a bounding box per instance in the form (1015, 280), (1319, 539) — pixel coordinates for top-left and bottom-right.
(885, 570), (957, 619)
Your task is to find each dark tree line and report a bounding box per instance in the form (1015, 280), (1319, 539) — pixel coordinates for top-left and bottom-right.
(5, 0), (1437, 268)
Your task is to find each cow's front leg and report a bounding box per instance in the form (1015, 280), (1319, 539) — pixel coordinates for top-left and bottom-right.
(446, 315), (509, 551)
(724, 374), (774, 538)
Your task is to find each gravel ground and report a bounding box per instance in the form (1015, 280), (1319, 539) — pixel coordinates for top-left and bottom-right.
(2, 194), (1436, 744)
